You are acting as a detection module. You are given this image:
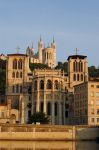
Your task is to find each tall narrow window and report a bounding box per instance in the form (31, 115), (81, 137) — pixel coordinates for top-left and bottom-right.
(16, 84), (19, 93)
(40, 102), (44, 112)
(81, 74), (83, 81)
(34, 80), (37, 90)
(18, 59), (22, 69)
(77, 74), (79, 81)
(13, 59), (17, 69)
(54, 80), (58, 89)
(16, 72), (19, 78)
(12, 72), (15, 78)
(73, 62), (75, 72)
(74, 74), (76, 81)
(55, 102), (58, 116)
(47, 102), (51, 115)
(20, 72), (22, 78)
(40, 80), (44, 90)
(81, 62), (83, 72)
(47, 80), (52, 89)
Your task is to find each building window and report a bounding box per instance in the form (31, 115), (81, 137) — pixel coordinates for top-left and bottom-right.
(34, 80), (37, 90)
(47, 80), (52, 89)
(54, 80), (58, 89)
(12, 72), (15, 78)
(20, 85), (22, 93)
(91, 108), (94, 114)
(91, 118), (94, 122)
(16, 72), (19, 78)
(20, 72), (22, 78)
(97, 109), (99, 115)
(74, 74), (76, 81)
(96, 100), (99, 105)
(77, 74), (79, 81)
(47, 102), (51, 115)
(91, 85), (94, 88)
(40, 80), (44, 90)
(81, 62), (83, 72)
(96, 85), (99, 88)
(13, 59), (17, 69)
(12, 85), (15, 93)
(73, 62), (76, 72)
(40, 102), (44, 112)
(81, 74), (83, 81)
(18, 59), (22, 69)
(96, 92), (99, 97)
(55, 102), (58, 116)
(16, 84), (19, 93)
(97, 118), (99, 122)
(28, 110), (31, 118)
(90, 92), (94, 97)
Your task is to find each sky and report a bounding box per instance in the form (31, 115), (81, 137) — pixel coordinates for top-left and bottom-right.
(0, 0), (99, 66)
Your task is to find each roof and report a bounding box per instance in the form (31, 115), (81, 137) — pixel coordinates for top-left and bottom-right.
(67, 55), (87, 61)
(7, 53), (28, 57)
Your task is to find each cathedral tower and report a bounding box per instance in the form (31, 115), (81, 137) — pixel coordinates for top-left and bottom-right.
(38, 36), (44, 63)
(67, 54), (88, 88)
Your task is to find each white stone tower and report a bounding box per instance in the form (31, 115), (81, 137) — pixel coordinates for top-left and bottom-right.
(38, 36), (44, 63)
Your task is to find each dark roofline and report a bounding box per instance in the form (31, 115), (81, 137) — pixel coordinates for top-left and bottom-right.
(67, 55), (87, 61)
(7, 53), (28, 57)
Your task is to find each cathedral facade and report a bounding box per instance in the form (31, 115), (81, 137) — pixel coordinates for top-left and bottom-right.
(26, 38), (56, 68)
(5, 39), (89, 125)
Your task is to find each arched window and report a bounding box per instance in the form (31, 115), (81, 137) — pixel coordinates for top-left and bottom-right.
(20, 72), (22, 78)
(61, 81), (63, 90)
(16, 84), (19, 93)
(55, 102), (58, 116)
(40, 80), (44, 90)
(76, 61), (77, 72)
(34, 80), (37, 90)
(40, 102), (44, 112)
(12, 72), (15, 78)
(47, 102), (51, 115)
(13, 59), (17, 69)
(12, 85), (15, 93)
(77, 74), (79, 81)
(16, 72), (19, 78)
(81, 62), (83, 72)
(73, 62), (75, 72)
(54, 80), (58, 89)
(81, 74), (83, 81)
(74, 74), (76, 81)
(20, 85), (22, 93)
(79, 62), (80, 72)
(18, 59), (22, 69)
(47, 80), (52, 89)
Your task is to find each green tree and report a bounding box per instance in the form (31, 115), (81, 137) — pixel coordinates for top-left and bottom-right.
(55, 61), (68, 73)
(0, 59), (6, 94)
(28, 112), (50, 124)
(29, 63), (49, 71)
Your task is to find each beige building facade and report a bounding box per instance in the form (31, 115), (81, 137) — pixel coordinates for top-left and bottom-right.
(4, 42), (99, 125)
(74, 80), (99, 125)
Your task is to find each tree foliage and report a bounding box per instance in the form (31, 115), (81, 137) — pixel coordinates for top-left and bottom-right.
(28, 112), (50, 124)
(88, 66), (99, 77)
(0, 59), (6, 94)
(55, 61), (68, 73)
(29, 63), (49, 71)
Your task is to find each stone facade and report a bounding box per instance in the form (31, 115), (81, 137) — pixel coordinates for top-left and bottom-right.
(5, 51), (90, 125)
(26, 38), (56, 68)
(74, 80), (99, 125)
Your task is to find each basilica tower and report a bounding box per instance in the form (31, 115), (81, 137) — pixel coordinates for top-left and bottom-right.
(38, 37), (44, 63)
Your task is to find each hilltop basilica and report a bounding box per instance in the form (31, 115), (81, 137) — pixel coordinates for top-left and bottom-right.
(0, 38), (99, 126)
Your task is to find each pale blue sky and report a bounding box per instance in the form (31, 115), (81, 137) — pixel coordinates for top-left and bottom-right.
(0, 0), (99, 66)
